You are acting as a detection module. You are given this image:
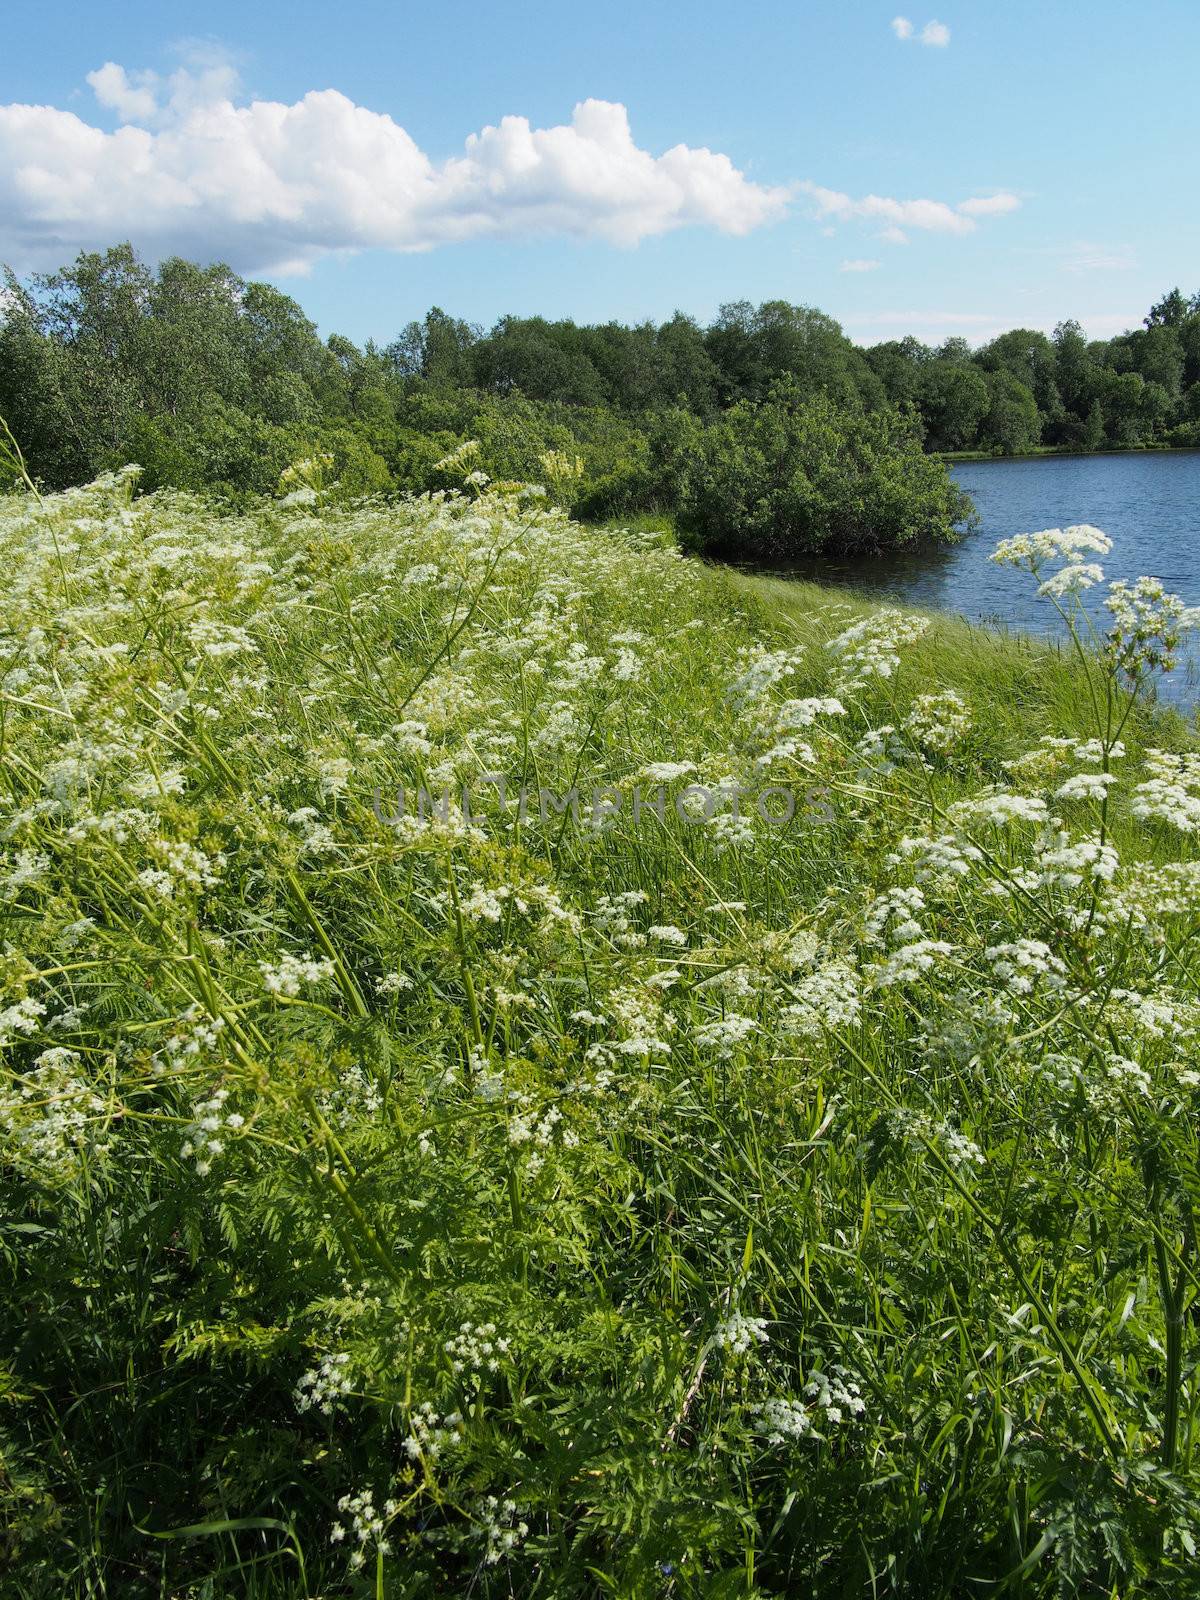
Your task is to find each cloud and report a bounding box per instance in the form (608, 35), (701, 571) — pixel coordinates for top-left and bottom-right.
(849, 311), (1000, 327)
(0, 65), (791, 274)
(957, 193), (1020, 218)
(801, 182), (1018, 240)
(1058, 241), (1136, 273)
(840, 258), (881, 272)
(892, 17), (951, 46)
(843, 308), (1143, 346)
(843, 310), (1007, 345)
(86, 64), (160, 124)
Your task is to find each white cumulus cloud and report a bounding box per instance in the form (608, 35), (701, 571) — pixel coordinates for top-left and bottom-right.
(892, 17), (951, 46)
(956, 193), (1019, 218)
(0, 65), (791, 274)
(86, 63), (160, 124)
(802, 182), (1019, 245)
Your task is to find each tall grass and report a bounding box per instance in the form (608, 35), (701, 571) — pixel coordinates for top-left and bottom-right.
(2, 461), (1199, 1597)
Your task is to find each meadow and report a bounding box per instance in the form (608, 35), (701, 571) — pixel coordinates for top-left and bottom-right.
(3, 443), (1200, 1597)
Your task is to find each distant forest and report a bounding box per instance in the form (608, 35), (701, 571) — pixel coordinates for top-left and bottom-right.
(2, 245), (1198, 556)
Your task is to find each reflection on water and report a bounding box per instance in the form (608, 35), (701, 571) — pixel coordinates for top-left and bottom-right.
(771, 451), (1200, 707)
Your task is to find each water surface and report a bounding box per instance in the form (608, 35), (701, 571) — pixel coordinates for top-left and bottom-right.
(783, 451), (1200, 706)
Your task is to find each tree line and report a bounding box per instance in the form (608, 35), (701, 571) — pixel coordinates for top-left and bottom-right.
(2, 244), (1197, 559)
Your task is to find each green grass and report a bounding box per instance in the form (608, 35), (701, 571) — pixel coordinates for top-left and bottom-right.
(3, 470), (1200, 1598)
(725, 568), (1194, 751)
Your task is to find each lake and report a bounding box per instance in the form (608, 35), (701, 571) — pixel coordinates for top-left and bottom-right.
(789, 451), (1200, 707)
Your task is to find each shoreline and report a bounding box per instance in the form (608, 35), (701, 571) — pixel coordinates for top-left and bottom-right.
(938, 443), (1200, 464)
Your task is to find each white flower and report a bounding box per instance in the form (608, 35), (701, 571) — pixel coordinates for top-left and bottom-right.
(1037, 563), (1106, 598)
(991, 525), (1112, 570)
(295, 1352), (354, 1414)
(639, 761), (697, 782)
(714, 1311), (770, 1355)
(1055, 771), (1118, 802)
(984, 940), (1068, 995)
(693, 1014), (757, 1057)
(902, 690), (971, 754)
(259, 953), (336, 996)
(1132, 751), (1200, 832)
(869, 940), (954, 988)
(476, 1495), (530, 1565)
(444, 1320), (512, 1382)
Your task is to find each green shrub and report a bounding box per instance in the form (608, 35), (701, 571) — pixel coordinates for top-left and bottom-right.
(664, 381), (972, 559)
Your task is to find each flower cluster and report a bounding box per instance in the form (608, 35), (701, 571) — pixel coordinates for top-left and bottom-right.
(295, 1351), (354, 1414)
(180, 1087), (245, 1175)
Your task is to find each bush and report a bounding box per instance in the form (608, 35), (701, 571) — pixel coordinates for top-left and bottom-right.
(664, 382), (972, 560)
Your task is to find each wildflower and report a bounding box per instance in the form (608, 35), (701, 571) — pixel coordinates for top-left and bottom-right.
(693, 1015), (757, 1057)
(295, 1352), (354, 1414)
(1055, 771), (1118, 802)
(377, 971), (414, 996)
(1105, 577), (1200, 677)
(902, 690), (971, 754)
(476, 1495), (530, 1564)
(714, 1311), (770, 1355)
(868, 939), (954, 988)
(640, 761), (697, 782)
(0, 997), (46, 1046)
(592, 891), (649, 948)
(991, 525), (1112, 570)
(137, 838), (224, 898)
(984, 940), (1068, 995)
(1131, 751), (1200, 832)
(726, 646), (804, 709)
(317, 756), (352, 797)
(444, 1321), (512, 1382)
(1, 850), (51, 898)
(402, 1400), (463, 1461)
(776, 696), (845, 728)
(889, 834), (982, 883)
(753, 1396), (813, 1443)
(827, 610), (930, 691)
(948, 792), (1049, 828)
(181, 1087), (244, 1175)
(331, 1488), (392, 1572)
(0, 1046), (107, 1177)
(259, 953), (336, 996)
(781, 959), (862, 1037)
(865, 887), (926, 946)
(1037, 563), (1105, 597)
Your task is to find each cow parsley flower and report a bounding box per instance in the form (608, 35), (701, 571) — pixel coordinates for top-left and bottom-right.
(259, 953), (336, 996)
(714, 1311), (770, 1355)
(295, 1352), (354, 1414)
(476, 1495), (530, 1564)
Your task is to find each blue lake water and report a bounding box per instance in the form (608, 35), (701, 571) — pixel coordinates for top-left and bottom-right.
(787, 451), (1200, 707)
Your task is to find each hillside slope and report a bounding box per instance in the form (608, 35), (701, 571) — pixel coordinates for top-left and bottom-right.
(3, 475), (1200, 1597)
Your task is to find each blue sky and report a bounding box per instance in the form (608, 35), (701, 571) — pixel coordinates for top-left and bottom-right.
(1, 1), (1196, 347)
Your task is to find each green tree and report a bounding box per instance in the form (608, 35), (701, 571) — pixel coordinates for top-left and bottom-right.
(1145, 287), (1193, 328)
(864, 337), (933, 409)
(917, 363), (990, 451)
(705, 300), (881, 410)
(979, 370), (1042, 455)
(1082, 399), (1106, 452)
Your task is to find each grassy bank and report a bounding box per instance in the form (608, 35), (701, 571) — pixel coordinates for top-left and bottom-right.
(938, 444), (1200, 464)
(3, 474), (1200, 1597)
